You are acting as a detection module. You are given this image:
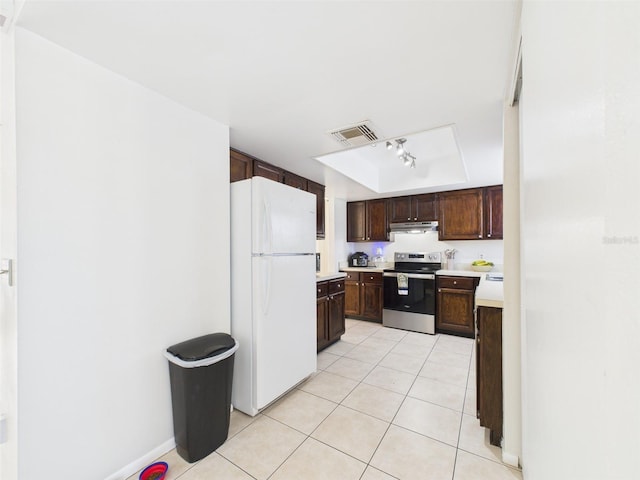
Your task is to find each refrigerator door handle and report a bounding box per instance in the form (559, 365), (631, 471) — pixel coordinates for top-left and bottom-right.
(264, 199), (273, 254)
(262, 256), (272, 316)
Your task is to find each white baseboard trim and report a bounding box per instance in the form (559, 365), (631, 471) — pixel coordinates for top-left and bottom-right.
(105, 437), (175, 480)
(502, 450), (520, 468)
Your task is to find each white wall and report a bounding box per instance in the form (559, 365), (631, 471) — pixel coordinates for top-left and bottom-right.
(0, 24), (19, 480)
(520, 2), (640, 479)
(14, 28), (230, 479)
(502, 102), (521, 466)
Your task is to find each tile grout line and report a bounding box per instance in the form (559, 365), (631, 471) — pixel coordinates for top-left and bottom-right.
(450, 341), (474, 480)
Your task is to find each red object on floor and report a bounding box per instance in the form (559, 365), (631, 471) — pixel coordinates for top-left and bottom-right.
(139, 461), (168, 480)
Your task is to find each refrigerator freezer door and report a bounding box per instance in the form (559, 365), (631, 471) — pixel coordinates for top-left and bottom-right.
(252, 254), (316, 410)
(251, 177), (316, 255)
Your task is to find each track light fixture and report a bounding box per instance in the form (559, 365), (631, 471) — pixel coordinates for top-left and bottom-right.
(387, 138), (416, 168)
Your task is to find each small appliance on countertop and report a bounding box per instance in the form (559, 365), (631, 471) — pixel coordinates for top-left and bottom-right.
(348, 252), (369, 267)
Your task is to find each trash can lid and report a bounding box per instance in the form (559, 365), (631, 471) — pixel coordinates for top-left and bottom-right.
(167, 333), (236, 362)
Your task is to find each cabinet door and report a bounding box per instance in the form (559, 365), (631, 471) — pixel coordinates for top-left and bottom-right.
(360, 273), (383, 322)
(360, 283), (383, 321)
(317, 295), (329, 350)
(436, 288), (475, 337)
(476, 306), (503, 446)
(388, 196), (413, 223)
(347, 201), (367, 242)
(366, 199), (388, 241)
(284, 171), (307, 190)
(328, 292), (345, 340)
(307, 180), (325, 239)
(230, 149), (253, 182)
(344, 279), (361, 317)
(484, 185), (503, 239)
(414, 193), (437, 221)
(253, 160), (284, 182)
(438, 188), (484, 240)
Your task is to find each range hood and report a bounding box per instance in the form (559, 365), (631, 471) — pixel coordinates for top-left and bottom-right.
(389, 221), (438, 234)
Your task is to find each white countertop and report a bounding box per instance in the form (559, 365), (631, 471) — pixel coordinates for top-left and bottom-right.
(436, 269), (484, 278)
(316, 272), (347, 282)
(339, 267), (385, 273)
(474, 274), (504, 308)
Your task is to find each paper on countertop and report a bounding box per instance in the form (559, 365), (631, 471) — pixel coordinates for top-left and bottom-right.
(397, 273), (409, 295)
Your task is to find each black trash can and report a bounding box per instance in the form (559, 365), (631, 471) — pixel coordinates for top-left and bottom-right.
(165, 333), (239, 463)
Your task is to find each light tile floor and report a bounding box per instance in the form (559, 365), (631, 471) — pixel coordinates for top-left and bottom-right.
(128, 319), (522, 480)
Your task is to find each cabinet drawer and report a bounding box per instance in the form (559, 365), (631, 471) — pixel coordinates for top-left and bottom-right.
(343, 272), (359, 282)
(316, 281), (328, 298)
(329, 278), (345, 294)
(360, 272), (383, 285)
(438, 275), (476, 290)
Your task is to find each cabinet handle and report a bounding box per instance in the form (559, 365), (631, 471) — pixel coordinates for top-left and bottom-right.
(414, 217), (417, 220)
(337, 283), (341, 288)
(453, 281), (457, 285)
(326, 297), (330, 301)
(370, 276), (374, 280)
(367, 237), (370, 240)
(488, 233), (491, 237)
(407, 217), (410, 220)
(362, 237), (365, 240)
(478, 234), (482, 238)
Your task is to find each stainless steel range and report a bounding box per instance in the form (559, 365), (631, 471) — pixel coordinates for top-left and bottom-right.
(383, 251), (442, 334)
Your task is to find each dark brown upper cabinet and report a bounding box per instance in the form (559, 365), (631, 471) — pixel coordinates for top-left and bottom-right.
(366, 199), (388, 241)
(484, 185), (503, 239)
(229, 148), (325, 239)
(437, 186), (503, 240)
(253, 160), (284, 183)
(388, 193), (437, 223)
(307, 180), (325, 239)
(346, 201), (366, 242)
(230, 149), (253, 182)
(438, 188), (485, 240)
(283, 171), (307, 190)
(347, 199), (388, 242)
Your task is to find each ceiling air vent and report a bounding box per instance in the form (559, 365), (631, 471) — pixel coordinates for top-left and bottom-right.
(328, 121), (381, 147)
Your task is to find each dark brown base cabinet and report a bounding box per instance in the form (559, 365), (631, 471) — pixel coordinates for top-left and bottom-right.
(317, 278), (346, 351)
(436, 275), (480, 338)
(476, 306), (503, 446)
(343, 271), (383, 323)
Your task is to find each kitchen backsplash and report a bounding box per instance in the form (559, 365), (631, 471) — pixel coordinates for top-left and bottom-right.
(344, 231), (504, 271)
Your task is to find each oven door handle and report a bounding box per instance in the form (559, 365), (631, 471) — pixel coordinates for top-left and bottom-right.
(383, 272), (435, 280)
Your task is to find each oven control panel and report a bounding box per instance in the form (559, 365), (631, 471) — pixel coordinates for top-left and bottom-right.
(394, 251), (441, 263)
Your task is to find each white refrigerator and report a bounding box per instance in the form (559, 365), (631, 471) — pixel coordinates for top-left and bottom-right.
(230, 176), (317, 416)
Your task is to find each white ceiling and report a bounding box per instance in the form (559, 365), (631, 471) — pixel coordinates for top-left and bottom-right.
(17, 0), (520, 200)
(316, 124), (468, 195)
